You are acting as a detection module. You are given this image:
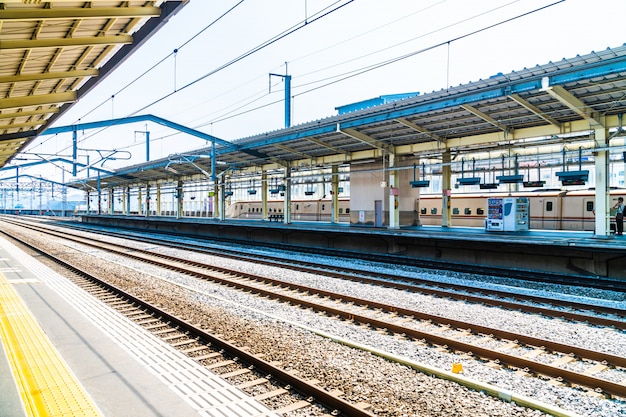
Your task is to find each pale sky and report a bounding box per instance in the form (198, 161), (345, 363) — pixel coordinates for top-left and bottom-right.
(11, 0), (626, 184)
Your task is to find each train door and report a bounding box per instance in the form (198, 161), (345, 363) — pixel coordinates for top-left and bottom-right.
(539, 197), (559, 229)
(374, 200), (383, 227)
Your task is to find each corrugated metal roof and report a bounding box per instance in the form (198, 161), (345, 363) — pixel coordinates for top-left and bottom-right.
(0, 0), (187, 169)
(71, 44), (626, 190)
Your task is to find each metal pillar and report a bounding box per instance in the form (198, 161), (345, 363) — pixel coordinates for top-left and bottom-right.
(176, 180), (183, 219)
(442, 151), (452, 227)
(145, 183), (151, 217)
(594, 127), (610, 237)
(331, 165), (339, 223)
(388, 153), (399, 229)
(219, 177), (226, 221)
(137, 188), (142, 216)
(261, 172), (268, 220)
(125, 187), (131, 216)
(213, 182), (220, 219)
(283, 166), (291, 223)
(156, 184), (161, 216)
(97, 172), (102, 215)
(108, 189), (114, 214)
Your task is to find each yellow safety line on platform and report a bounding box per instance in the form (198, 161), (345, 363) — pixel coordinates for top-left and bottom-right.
(0, 272), (102, 417)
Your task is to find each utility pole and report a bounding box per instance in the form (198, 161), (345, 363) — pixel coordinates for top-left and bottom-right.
(269, 63), (292, 128)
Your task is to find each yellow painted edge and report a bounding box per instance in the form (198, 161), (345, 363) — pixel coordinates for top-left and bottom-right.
(0, 272), (103, 417)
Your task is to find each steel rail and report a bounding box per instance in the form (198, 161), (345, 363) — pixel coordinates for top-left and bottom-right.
(10, 222), (625, 398)
(0, 228), (376, 417)
(31, 220), (626, 325)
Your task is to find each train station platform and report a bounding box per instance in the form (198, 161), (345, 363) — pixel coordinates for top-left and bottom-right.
(0, 236), (279, 417)
(77, 214), (626, 281)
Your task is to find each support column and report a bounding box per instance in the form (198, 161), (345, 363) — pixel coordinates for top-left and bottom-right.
(331, 165), (339, 223)
(176, 180), (183, 219)
(219, 177), (226, 221)
(125, 187), (130, 216)
(145, 183), (151, 217)
(388, 153), (399, 229)
(261, 172), (268, 220)
(108, 189), (114, 214)
(442, 151), (452, 227)
(137, 188), (142, 217)
(156, 184), (161, 216)
(284, 165), (291, 223)
(594, 127), (610, 237)
(213, 182), (220, 219)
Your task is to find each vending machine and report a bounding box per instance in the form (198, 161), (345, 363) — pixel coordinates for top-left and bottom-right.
(503, 197), (530, 232)
(485, 198), (504, 231)
(485, 197), (530, 232)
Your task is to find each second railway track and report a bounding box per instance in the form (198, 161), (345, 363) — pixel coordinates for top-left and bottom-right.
(3, 217), (626, 403)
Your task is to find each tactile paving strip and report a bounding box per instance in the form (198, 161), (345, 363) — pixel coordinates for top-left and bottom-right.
(0, 237), (279, 417)
(0, 271), (103, 417)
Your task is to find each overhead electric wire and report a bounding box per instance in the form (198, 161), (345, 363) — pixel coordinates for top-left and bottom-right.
(198, 0), (566, 127)
(51, 0), (354, 155)
(32, 0), (565, 179)
(294, 0), (521, 83)
(292, 0), (566, 96)
(72, 0), (248, 124)
(127, 0), (356, 117)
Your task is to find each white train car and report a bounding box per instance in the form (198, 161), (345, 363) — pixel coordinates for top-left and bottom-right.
(419, 189), (625, 231)
(226, 198), (351, 222)
(214, 189), (626, 231)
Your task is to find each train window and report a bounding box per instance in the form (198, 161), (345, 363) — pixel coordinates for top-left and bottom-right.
(346, 208), (350, 214)
(431, 208), (437, 214)
(477, 208), (484, 215)
(420, 207), (426, 215)
(586, 201), (594, 212)
(248, 207), (251, 212)
(322, 204), (325, 211)
(339, 208), (343, 214)
(464, 208), (471, 215)
(296, 204), (299, 210)
(546, 201), (553, 212)
(453, 208), (460, 215)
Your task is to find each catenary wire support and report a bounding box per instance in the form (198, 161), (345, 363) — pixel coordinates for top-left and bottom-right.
(269, 63), (292, 128)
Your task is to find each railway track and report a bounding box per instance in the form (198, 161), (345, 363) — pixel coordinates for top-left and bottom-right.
(1, 227), (375, 417)
(22, 218), (626, 329)
(3, 218), (626, 399)
(59, 218), (626, 291)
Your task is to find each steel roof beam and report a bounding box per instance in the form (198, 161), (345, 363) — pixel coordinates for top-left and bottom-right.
(0, 157), (112, 175)
(0, 7), (160, 21)
(461, 104), (510, 133)
(508, 93), (560, 128)
(1, 35), (133, 50)
(0, 69), (98, 84)
(304, 136), (349, 155)
(0, 91), (75, 109)
(337, 125), (394, 153)
(395, 117), (444, 143)
(1, 120), (44, 130)
(0, 108), (58, 119)
(274, 143), (314, 160)
(542, 84), (602, 126)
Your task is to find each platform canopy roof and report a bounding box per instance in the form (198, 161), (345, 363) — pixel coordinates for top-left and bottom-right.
(69, 44), (626, 191)
(0, 0), (187, 169)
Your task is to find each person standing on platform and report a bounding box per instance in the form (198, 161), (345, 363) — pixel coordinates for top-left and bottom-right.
(613, 197), (624, 236)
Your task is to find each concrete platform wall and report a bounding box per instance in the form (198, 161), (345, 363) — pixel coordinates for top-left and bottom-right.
(80, 216), (626, 280)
